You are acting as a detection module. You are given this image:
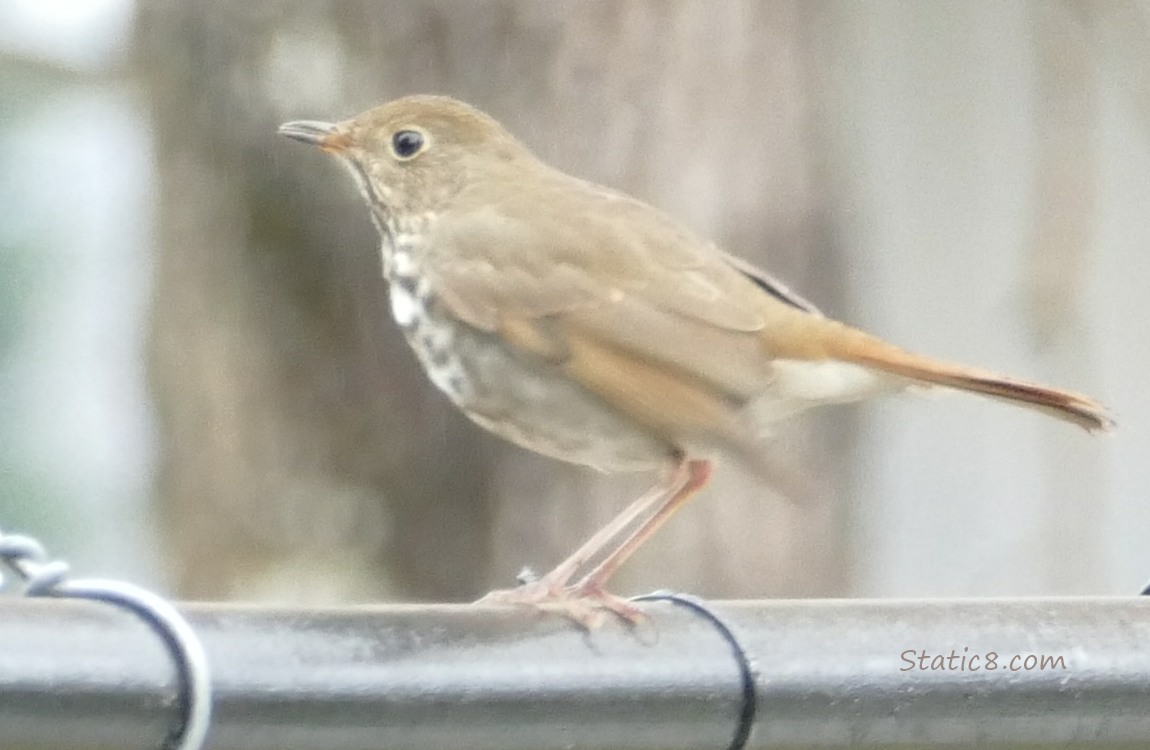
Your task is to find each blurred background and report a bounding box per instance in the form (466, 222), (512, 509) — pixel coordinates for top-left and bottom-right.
(1, 1), (1146, 606)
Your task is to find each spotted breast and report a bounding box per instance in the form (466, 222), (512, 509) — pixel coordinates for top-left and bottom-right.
(379, 222), (671, 474)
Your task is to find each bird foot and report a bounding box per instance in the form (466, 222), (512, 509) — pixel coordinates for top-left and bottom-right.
(476, 579), (645, 629)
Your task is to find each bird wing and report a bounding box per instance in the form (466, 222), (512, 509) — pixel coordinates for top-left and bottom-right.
(716, 246), (823, 316)
(423, 179), (814, 448)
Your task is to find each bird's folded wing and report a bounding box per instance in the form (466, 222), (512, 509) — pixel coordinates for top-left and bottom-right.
(425, 200), (797, 405)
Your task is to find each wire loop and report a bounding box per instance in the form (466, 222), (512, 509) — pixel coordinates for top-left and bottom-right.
(0, 526), (213, 750)
(633, 590), (757, 750)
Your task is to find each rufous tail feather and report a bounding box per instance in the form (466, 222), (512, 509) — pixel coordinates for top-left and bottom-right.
(829, 327), (1112, 433)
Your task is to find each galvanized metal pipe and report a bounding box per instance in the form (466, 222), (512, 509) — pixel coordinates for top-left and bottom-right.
(1, 597), (1148, 749)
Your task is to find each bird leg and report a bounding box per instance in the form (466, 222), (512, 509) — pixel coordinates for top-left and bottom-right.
(476, 457), (713, 627)
(533, 459), (694, 592)
(571, 458), (713, 596)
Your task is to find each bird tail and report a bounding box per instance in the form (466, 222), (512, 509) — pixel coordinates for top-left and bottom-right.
(826, 327), (1113, 433)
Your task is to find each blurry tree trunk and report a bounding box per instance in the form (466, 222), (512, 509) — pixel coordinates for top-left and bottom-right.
(137, 0), (852, 603)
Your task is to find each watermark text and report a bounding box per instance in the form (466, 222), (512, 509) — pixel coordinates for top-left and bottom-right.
(899, 647), (1068, 672)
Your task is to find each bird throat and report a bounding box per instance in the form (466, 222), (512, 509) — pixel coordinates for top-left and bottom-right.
(380, 213), (434, 284)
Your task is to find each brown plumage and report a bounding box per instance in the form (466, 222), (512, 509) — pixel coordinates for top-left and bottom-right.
(280, 95), (1111, 625)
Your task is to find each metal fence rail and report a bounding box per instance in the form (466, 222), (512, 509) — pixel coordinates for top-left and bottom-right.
(1, 596), (1148, 749)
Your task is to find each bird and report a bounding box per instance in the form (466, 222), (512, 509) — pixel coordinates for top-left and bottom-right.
(279, 95), (1111, 626)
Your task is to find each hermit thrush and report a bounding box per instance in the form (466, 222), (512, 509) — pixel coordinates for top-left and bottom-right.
(280, 95), (1111, 625)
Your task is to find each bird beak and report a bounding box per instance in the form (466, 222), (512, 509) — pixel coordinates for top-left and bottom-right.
(277, 120), (351, 152)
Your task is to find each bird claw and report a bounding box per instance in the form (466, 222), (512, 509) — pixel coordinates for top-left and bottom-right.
(476, 579), (646, 629)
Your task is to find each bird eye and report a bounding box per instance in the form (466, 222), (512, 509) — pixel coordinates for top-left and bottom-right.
(391, 129), (425, 159)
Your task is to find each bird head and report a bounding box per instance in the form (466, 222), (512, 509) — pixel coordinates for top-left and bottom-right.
(278, 95), (534, 216)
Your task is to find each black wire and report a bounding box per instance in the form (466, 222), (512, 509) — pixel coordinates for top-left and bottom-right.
(632, 591), (757, 750)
